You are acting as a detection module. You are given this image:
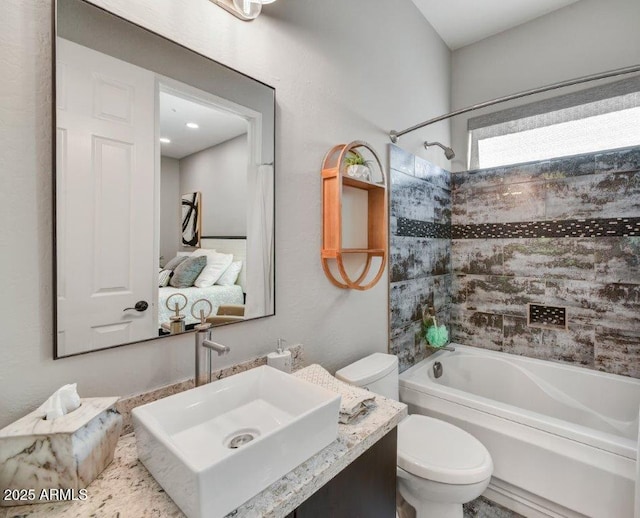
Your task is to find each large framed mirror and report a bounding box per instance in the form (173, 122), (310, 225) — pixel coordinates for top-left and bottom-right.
(54, 0), (275, 358)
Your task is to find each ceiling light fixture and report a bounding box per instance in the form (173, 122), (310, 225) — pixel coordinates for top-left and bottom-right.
(186, 122), (199, 129)
(160, 137), (171, 144)
(211, 0), (276, 21)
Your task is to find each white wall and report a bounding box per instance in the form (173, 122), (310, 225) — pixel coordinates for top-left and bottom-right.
(450, 0), (640, 171)
(160, 156), (181, 265)
(0, 0), (450, 428)
(180, 134), (248, 237)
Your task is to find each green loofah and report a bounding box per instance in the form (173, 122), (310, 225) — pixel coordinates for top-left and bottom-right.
(426, 324), (449, 348)
(422, 308), (449, 348)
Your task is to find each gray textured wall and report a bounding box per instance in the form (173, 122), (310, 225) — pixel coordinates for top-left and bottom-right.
(0, 0), (451, 429)
(179, 134), (249, 237)
(160, 157), (181, 265)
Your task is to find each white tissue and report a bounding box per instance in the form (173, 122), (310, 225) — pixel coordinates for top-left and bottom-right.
(40, 383), (81, 420)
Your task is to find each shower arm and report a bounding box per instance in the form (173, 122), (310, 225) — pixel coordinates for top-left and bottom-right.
(389, 63), (640, 143)
(425, 141), (447, 152)
(423, 140), (455, 160)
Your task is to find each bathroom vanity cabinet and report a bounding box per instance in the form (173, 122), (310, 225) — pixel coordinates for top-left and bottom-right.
(0, 375), (406, 518)
(288, 429), (397, 518)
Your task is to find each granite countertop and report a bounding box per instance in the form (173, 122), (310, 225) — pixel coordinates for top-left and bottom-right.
(1, 366), (407, 518)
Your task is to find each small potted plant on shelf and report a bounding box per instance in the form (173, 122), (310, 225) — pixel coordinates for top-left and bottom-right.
(344, 151), (371, 181)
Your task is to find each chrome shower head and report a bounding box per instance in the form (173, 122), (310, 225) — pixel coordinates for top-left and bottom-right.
(424, 141), (455, 160)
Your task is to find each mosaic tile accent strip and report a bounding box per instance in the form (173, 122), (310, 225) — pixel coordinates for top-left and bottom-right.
(452, 217), (640, 240)
(397, 217), (451, 238)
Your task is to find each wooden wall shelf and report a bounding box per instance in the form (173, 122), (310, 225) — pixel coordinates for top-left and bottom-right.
(321, 141), (388, 291)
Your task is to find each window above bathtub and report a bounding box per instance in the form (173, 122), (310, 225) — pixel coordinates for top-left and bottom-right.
(467, 76), (640, 170)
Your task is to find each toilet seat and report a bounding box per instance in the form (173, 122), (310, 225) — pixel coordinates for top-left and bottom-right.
(398, 415), (493, 485)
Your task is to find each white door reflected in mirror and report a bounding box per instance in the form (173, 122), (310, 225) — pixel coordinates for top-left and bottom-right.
(56, 39), (157, 356)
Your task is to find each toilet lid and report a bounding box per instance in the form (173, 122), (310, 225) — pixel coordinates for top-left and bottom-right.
(398, 415), (493, 485)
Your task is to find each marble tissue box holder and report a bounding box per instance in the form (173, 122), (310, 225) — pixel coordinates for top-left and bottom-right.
(0, 397), (122, 506)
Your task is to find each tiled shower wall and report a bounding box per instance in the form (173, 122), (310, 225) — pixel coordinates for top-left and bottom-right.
(451, 146), (640, 378)
(389, 145), (452, 373)
(390, 145), (640, 379)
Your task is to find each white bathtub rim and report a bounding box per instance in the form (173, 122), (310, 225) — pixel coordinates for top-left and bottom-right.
(403, 343), (640, 390)
(400, 345), (637, 460)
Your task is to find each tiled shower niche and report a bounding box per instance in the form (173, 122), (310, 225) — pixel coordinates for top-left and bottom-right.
(527, 303), (567, 330)
(389, 145), (640, 379)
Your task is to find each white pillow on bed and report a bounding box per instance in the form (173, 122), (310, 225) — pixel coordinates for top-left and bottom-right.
(216, 261), (242, 286)
(190, 248), (215, 257)
(158, 269), (172, 287)
(192, 250), (233, 287)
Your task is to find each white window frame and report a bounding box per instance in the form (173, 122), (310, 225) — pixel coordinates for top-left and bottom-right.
(468, 76), (640, 170)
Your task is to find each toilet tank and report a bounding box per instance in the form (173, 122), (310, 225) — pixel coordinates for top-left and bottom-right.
(335, 353), (399, 400)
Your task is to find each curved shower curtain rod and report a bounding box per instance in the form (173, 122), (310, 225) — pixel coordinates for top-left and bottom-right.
(389, 64), (640, 143)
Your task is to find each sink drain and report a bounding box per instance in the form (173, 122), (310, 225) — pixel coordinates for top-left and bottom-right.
(225, 429), (259, 449)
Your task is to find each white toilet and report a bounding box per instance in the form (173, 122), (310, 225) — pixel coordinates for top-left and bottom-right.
(336, 353), (493, 518)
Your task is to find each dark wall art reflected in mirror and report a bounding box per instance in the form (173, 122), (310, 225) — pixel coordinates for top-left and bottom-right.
(54, 0), (275, 358)
(181, 192), (202, 248)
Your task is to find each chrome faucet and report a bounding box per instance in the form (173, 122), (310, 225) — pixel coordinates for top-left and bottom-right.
(193, 303), (230, 386)
(191, 299), (231, 387)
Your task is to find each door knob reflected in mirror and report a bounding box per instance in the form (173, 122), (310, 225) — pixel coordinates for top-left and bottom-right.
(123, 301), (149, 312)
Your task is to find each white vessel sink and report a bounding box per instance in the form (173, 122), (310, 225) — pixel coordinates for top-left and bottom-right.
(132, 365), (341, 518)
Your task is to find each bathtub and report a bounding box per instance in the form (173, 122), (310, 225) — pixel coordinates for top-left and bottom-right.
(399, 344), (640, 518)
